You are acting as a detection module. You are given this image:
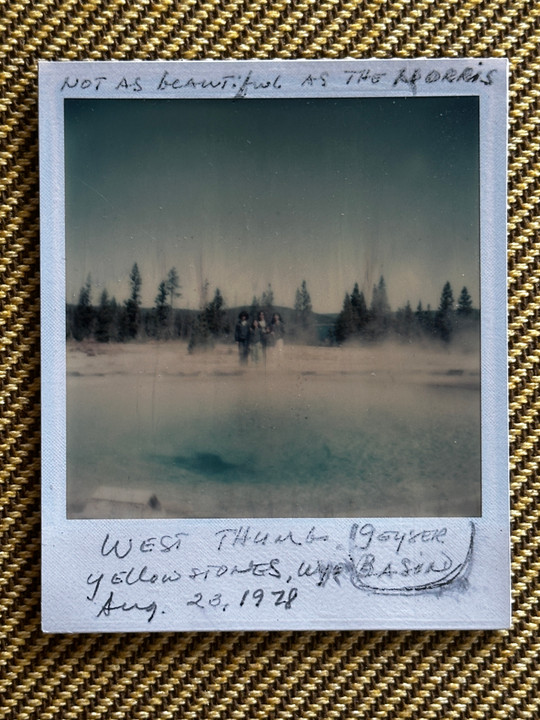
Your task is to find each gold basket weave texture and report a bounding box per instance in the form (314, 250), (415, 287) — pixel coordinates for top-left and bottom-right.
(1, 0), (538, 717)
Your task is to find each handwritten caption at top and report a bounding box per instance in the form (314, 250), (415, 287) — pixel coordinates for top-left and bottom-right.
(84, 522), (474, 624)
(59, 64), (498, 98)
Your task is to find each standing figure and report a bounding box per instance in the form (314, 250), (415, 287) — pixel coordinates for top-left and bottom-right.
(234, 311), (250, 365)
(257, 311), (270, 359)
(250, 319), (263, 364)
(270, 313), (285, 354)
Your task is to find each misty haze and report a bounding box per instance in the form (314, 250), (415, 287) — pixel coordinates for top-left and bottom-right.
(64, 95), (481, 519)
(67, 325), (481, 519)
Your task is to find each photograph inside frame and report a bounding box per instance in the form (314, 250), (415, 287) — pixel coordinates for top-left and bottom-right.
(65, 94), (481, 520)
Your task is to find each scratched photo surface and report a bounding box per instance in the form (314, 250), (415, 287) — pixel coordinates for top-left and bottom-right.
(65, 96), (481, 519)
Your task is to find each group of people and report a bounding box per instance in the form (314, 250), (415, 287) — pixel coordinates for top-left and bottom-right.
(234, 311), (285, 365)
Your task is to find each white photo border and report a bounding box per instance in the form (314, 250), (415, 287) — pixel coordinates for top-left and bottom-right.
(40, 59), (509, 632)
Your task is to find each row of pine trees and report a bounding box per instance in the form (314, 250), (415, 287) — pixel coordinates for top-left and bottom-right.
(334, 277), (475, 344)
(67, 263), (477, 348)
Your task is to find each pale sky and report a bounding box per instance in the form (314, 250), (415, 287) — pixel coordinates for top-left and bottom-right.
(65, 96), (480, 313)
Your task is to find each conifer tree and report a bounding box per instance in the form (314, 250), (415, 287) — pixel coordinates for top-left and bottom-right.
(370, 276), (390, 319)
(395, 300), (414, 339)
(435, 281), (454, 342)
(166, 267), (181, 309)
(414, 300), (430, 336)
(204, 288), (226, 336)
(188, 314), (211, 353)
(124, 262), (142, 339)
(368, 276), (390, 338)
(261, 284), (275, 319)
(439, 281), (454, 312)
(294, 280), (313, 330)
(457, 286), (473, 316)
(72, 276), (94, 341)
(350, 282), (368, 333)
(166, 267), (181, 336)
(154, 280), (169, 337)
(335, 293), (355, 343)
(95, 289), (115, 342)
(189, 288), (226, 351)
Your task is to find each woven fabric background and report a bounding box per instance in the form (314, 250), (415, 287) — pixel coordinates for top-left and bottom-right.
(0, 0), (538, 717)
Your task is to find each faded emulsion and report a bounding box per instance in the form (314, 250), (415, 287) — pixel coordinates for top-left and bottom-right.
(64, 88), (483, 521)
(38, 58), (511, 631)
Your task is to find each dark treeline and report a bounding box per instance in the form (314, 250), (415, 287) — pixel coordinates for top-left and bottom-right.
(333, 277), (478, 345)
(67, 264), (478, 349)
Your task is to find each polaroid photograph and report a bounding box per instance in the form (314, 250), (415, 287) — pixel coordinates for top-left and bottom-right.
(40, 59), (509, 631)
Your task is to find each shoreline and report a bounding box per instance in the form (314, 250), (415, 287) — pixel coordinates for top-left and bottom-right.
(66, 340), (481, 519)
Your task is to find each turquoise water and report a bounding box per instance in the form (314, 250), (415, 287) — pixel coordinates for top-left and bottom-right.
(67, 354), (481, 518)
